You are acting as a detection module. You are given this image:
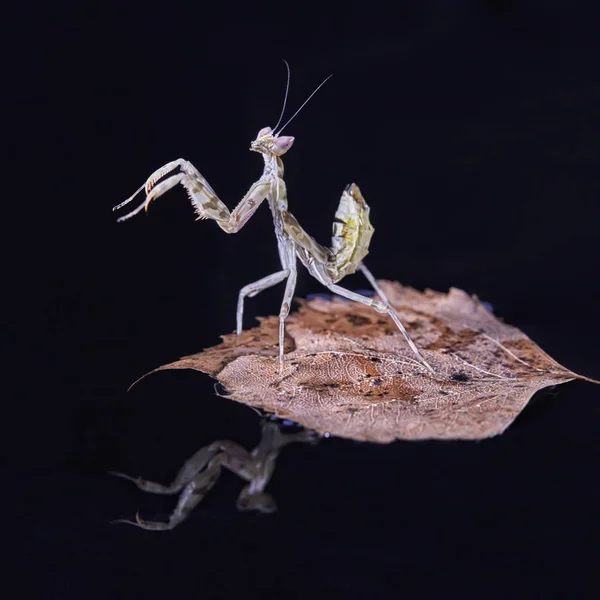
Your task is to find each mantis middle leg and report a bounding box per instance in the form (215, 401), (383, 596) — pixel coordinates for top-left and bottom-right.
(278, 267), (297, 374)
(236, 270), (290, 335)
(235, 263), (297, 374)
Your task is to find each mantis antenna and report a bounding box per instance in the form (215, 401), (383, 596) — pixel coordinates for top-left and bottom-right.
(275, 72), (333, 136)
(272, 59), (292, 133)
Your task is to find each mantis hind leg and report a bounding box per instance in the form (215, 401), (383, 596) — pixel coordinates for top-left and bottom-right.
(323, 278), (435, 375)
(358, 262), (393, 306)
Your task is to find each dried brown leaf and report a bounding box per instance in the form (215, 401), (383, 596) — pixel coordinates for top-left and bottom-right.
(141, 282), (597, 443)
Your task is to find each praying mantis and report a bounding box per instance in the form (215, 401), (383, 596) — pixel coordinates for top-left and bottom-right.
(110, 65), (435, 529)
(113, 65), (435, 376)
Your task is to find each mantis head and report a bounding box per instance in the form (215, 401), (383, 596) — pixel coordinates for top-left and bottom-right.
(249, 63), (330, 158)
(250, 127), (295, 157)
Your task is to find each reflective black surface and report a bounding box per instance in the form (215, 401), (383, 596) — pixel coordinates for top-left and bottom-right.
(8, 1), (600, 598)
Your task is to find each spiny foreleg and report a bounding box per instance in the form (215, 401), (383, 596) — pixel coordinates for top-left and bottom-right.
(112, 453), (231, 531)
(110, 422), (318, 531)
(110, 439), (254, 531)
(108, 440), (233, 495)
(113, 159), (270, 233)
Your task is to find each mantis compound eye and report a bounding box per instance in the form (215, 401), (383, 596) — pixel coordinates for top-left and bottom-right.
(272, 135), (295, 155)
(257, 126), (273, 138)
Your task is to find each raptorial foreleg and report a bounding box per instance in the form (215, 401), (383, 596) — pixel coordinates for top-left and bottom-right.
(108, 439), (247, 495)
(110, 422), (318, 531)
(110, 440), (253, 530)
(112, 453), (231, 531)
(113, 159), (270, 233)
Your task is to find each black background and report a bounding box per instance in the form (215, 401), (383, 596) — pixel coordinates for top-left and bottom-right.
(6, 1), (600, 598)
